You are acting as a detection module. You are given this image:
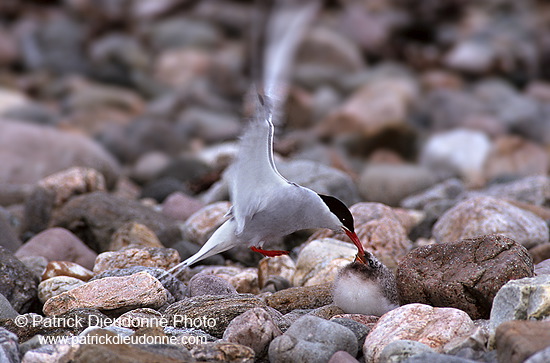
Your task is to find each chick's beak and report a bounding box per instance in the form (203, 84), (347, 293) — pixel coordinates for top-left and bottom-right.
(343, 228), (367, 264)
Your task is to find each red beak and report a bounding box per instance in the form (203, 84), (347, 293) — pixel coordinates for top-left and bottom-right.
(343, 228), (367, 263)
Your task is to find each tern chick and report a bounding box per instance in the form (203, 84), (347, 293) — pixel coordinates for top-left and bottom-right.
(332, 252), (399, 316)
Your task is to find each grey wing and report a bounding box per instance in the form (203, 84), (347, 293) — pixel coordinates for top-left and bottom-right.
(229, 99), (289, 235)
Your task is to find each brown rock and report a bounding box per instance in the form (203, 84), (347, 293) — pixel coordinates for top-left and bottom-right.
(397, 234), (533, 319)
(183, 201), (231, 245)
(223, 307), (282, 358)
(42, 261), (94, 282)
(309, 203), (412, 269)
(15, 228), (97, 270)
(51, 191), (181, 252)
(363, 303), (475, 363)
(495, 320), (550, 363)
(433, 196), (549, 249)
(37, 167), (107, 207)
(258, 255), (296, 289)
(193, 265), (259, 294)
(190, 341), (254, 363)
(43, 271), (168, 316)
(108, 222), (163, 251)
(93, 247), (180, 274)
(264, 284), (333, 315)
(484, 135), (548, 182)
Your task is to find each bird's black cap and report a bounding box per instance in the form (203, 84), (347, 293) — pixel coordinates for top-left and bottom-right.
(318, 194), (355, 233)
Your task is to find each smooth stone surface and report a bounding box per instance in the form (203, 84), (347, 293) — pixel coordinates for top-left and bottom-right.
(223, 307), (282, 359)
(264, 284), (333, 315)
(17, 256), (48, 281)
(378, 340), (435, 363)
(495, 320), (550, 363)
(51, 191), (181, 252)
(38, 275), (85, 304)
(358, 163), (437, 207)
(92, 247), (180, 274)
(258, 255), (296, 290)
(0, 119), (119, 188)
(433, 196), (549, 249)
(0, 246), (38, 313)
(108, 222), (163, 251)
(161, 192), (205, 222)
(42, 261), (94, 282)
(90, 266), (187, 301)
(0, 211), (21, 252)
(111, 308), (163, 330)
(363, 303), (476, 363)
(187, 273), (238, 297)
(190, 341), (254, 363)
(15, 228), (97, 270)
(489, 274), (550, 347)
(43, 271), (168, 316)
(293, 238), (356, 287)
(164, 294), (268, 338)
(0, 294), (18, 320)
(183, 201), (231, 245)
(328, 350), (360, 363)
(397, 234), (533, 319)
(420, 128), (491, 185)
(268, 315), (358, 363)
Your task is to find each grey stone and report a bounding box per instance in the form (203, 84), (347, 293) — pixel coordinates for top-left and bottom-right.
(0, 246), (38, 313)
(268, 315), (357, 363)
(378, 340), (435, 363)
(188, 274), (237, 297)
(331, 318), (371, 347)
(0, 212), (21, 253)
(0, 294), (17, 319)
(0, 328), (19, 363)
(489, 274), (550, 348)
(525, 345), (550, 363)
(401, 352), (478, 363)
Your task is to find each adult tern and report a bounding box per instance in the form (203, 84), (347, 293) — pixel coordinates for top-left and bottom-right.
(167, 0), (365, 278)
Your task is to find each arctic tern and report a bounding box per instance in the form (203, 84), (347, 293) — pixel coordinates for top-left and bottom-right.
(167, 0), (366, 278)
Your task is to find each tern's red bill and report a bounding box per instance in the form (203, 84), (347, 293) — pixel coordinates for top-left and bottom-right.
(344, 228), (367, 263)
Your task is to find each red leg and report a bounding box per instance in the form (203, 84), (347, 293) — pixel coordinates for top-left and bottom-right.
(250, 246), (289, 257)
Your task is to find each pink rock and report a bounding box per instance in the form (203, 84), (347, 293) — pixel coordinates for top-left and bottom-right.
(161, 192), (205, 222)
(15, 228), (97, 270)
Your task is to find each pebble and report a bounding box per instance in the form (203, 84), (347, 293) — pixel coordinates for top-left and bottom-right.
(41, 261), (94, 282)
(193, 265), (260, 294)
(358, 163), (437, 207)
(420, 128), (491, 185)
(188, 273), (237, 297)
(51, 191), (181, 252)
(38, 275), (85, 304)
(22, 344), (78, 363)
(190, 341), (254, 363)
(330, 318), (372, 347)
(378, 340), (435, 363)
(90, 266), (186, 302)
(0, 211), (21, 253)
(433, 196), (549, 249)
(309, 203), (412, 269)
(268, 315), (358, 362)
(293, 238), (356, 287)
(0, 119), (119, 188)
(0, 246), (38, 313)
(258, 255), (296, 290)
(0, 294), (18, 319)
(223, 307), (282, 359)
(363, 303), (476, 363)
(164, 294), (268, 338)
(397, 234), (534, 319)
(526, 345), (550, 363)
(495, 320), (550, 363)
(0, 328), (19, 363)
(264, 284), (333, 315)
(183, 201), (231, 245)
(130, 151), (171, 184)
(161, 192), (205, 222)
(535, 259), (550, 276)
(489, 274), (550, 348)
(17, 256), (48, 281)
(15, 228), (97, 270)
(92, 247), (180, 274)
(108, 222), (163, 251)
(43, 271), (168, 316)
(111, 308), (163, 330)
